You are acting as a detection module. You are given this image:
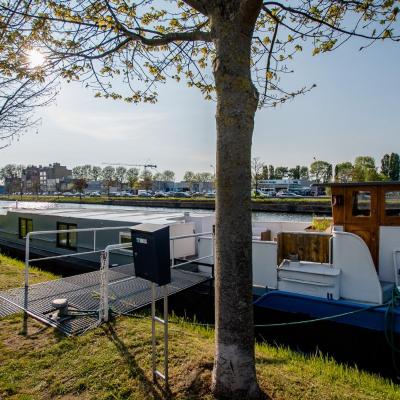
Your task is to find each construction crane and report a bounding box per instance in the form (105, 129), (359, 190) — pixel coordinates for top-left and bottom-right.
(102, 162), (157, 172)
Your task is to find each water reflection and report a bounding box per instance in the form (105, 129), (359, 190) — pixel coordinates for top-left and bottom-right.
(0, 200), (312, 222)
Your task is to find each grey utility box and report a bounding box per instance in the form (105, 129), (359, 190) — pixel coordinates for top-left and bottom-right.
(130, 223), (171, 286)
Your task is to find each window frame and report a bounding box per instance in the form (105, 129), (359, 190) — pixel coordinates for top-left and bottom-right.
(118, 232), (133, 253)
(352, 190), (372, 217)
(18, 217), (33, 239)
(384, 190), (400, 217)
(56, 222), (78, 250)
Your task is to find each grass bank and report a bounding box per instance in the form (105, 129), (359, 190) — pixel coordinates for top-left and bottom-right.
(0, 254), (398, 399)
(0, 253), (58, 290)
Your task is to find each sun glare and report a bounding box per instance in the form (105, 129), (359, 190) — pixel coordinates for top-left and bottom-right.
(27, 49), (45, 68)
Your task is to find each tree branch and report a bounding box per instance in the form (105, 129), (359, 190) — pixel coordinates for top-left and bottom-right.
(182, 0), (209, 15)
(262, 1), (399, 40)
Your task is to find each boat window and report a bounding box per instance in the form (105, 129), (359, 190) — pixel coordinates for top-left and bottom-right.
(56, 222), (77, 249)
(385, 191), (400, 217)
(119, 233), (131, 244)
(352, 191), (371, 217)
(19, 218), (33, 239)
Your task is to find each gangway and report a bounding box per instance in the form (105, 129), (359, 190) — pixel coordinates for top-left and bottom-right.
(0, 229), (214, 335)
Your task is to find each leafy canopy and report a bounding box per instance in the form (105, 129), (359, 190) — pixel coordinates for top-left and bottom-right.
(1, 0), (399, 110)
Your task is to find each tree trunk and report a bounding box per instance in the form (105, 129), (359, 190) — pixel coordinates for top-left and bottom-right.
(211, 10), (262, 400)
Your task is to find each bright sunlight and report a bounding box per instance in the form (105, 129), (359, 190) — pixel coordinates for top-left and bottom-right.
(27, 49), (45, 68)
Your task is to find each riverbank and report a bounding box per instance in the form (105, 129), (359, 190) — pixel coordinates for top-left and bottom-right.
(0, 254), (398, 399)
(0, 195), (332, 214)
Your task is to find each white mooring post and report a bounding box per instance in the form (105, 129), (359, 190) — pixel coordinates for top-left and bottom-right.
(151, 282), (169, 388)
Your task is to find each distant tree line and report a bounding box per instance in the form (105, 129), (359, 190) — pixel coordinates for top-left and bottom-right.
(1, 154), (399, 195)
(0, 164), (177, 195)
(183, 171), (214, 192)
(251, 153), (400, 189)
(71, 165), (176, 195)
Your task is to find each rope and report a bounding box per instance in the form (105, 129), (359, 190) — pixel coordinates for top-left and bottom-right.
(110, 302), (385, 328)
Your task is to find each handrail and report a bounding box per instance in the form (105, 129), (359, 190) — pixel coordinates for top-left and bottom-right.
(23, 227), (215, 322)
(99, 232), (215, 322)
(25, 225), (132, 288)
(170, 231), (212, 240)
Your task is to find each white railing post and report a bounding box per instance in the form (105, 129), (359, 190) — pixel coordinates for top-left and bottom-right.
(25, 233), (30, 288)
(171, 239), (175, 267)
(99, 250), (110, 322)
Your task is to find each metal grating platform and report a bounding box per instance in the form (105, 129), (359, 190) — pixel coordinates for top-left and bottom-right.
(0, 264), (212, 335)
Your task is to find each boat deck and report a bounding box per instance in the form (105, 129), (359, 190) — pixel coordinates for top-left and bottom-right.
(0, 264), (212, 335)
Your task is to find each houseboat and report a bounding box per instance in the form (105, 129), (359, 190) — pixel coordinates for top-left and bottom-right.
(197, 182), (400, 334)
(0, 182), (399, 334)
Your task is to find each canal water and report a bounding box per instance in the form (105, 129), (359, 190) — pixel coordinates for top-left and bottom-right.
(0, 200), (313, 222)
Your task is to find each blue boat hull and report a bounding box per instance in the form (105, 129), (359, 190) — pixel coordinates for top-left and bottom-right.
(254, 290), (400, 334)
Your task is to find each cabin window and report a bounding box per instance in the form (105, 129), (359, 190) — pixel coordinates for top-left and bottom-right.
(385, 191), (400, 216)
(57, 222), (77, 249)
(119, 233), (131, 244)
(19, 218), (33, 239)
(118, 232), (132, 253)
(352, 191), (371, 217)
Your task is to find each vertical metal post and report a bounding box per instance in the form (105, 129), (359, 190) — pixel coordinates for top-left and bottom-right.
(151, 282), (157, 380)
(171, 239), (175, 268)
(23, 233), (30, 335)
(93, 230), (97, 252)
(151, 283), (169, 388)
(25, 233), (30, 288)
(104, 249), (110, 322)
(99, 250), (110, 323)
(163, 285), (169, 384)
(211, 226), (216, 278)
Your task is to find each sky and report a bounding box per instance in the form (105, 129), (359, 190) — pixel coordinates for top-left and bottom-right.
(1, 36), (399, 181)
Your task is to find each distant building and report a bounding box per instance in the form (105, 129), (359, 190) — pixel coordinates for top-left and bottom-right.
(152, 180), (176, 192)
(85, 180), (102, 193)
(0, 185), (5, 194)
(23, 163), (72, 193)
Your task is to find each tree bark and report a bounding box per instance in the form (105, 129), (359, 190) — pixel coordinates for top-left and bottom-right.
(210, 7), (263, 399)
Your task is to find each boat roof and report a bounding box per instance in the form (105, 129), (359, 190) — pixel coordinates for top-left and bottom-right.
(4, 207), (208, 225)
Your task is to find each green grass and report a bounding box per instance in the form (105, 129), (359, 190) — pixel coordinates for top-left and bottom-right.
(0, 255), (398, 399)
(0, 253), (58, 290)
(310, 217), (333, 231)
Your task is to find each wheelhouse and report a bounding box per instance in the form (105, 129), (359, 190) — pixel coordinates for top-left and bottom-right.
(330, 182), (400, 272)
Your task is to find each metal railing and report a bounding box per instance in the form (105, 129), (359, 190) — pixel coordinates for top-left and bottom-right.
(98, 230), (215, 390)
(99, 231), (214, 322)
(22, 226), (215, 320)
(24, 226), (132, 288)
(170, 231), (214, 269)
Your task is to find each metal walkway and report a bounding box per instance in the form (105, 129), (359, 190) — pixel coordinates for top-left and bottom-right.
(0, 264), (211, 335)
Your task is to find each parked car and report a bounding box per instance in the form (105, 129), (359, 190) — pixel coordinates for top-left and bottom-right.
(138, 190), (152, 197)
(276, 191), (302, 198)
(171, 191), (191, 198)
(154, 191), (167, 198)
